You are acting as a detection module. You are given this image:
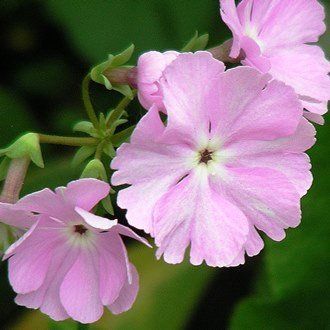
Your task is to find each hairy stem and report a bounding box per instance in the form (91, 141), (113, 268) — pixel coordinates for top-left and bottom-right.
(38, 134), (98, 147)
(82, 74), (99, 128)
(0, 158), (30, 203)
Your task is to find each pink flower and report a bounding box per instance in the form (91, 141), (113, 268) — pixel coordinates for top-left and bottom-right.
(220, 0), (330, 123)
(137, 51), (178, 111)
(112, 52), (315, 267)
(0, 179), (149, 323)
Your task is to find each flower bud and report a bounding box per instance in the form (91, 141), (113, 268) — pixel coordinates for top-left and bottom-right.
(90, 44), (136, 99)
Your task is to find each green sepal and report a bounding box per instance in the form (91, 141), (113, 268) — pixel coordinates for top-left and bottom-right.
(73, 121), (94, 134)
(0, 157), (10, 181)
(81, 159), (108, 181)
(102, 142), (116, 158)
(111, 126), (135, 147)
(112, 84), (134, 99)
(90, 44), (135, 97)
(72, 146), (96, 168)
(111, 44), (135, 67)
(0, 133), (44, 168)
(101, 195), (114, 215)
(80, 159), (114, 215)
(182, 31), (209, 52)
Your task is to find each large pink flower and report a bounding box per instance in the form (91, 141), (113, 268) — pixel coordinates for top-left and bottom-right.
(137, 51), (178, 111)
(112, 52), (315, 267)
(220, 0), (330, 123)
(0, 179), (149, 323)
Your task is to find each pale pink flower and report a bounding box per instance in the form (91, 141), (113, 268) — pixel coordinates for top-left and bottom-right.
(0, 179), (149, 324)
(220, 0), (330, 123)
(112, 52), (315, 267)
(137, 51), (178, 110)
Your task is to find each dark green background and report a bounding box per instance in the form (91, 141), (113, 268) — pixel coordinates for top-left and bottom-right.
(0, 1), (329, 329)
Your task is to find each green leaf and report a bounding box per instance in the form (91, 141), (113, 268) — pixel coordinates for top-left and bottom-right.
(71, 146), (96, 168)
(0, 157), (10, 181)
(111, 126), (135, 147)
(0, 133), (44, 168)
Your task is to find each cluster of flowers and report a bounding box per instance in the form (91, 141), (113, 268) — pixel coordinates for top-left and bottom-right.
(0, 0), (329, 325)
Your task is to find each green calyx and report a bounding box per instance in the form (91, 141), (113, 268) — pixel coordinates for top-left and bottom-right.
(0, 133), (44, 168)
(182, 31), (209, 52)
(90, 44), (135, 99)
(81, 159), (115, 215)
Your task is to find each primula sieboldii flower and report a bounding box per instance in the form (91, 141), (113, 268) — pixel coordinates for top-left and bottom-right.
(112, 52), (315, 267)
(137, 51), (178, 111)
(0, 179), (149, 323)
(220, 0), (330, 124)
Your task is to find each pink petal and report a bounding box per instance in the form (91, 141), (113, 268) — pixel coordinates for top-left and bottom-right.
(220, 0), (243, 58)
(111, 109), (193, 233)
(15, 244), (79, 321)
(16, 188), (75, 221)
(0, 202), (36, 229)
(8, 223), (62, 294)
(213, 67), (302, 142)
(269, 45), (330, 108)
(60, 248), (103, 324)
(240, 36), (271, 72)
(98, 232), (128, 305)
(245, 0), (326, 50)
(75, 207), (117, 230)
(115, 224), (151, 247)
(212, 167), (301, 241)
(108, 263), (139, 315)
(129, 105), (165, 144)
(226, 118), (316, 156)
(160, 52), (225, 145)
(3, 221), (39, 260)
(303, 111), (325, 125)
(56, 179), (110, 212)
(137, 51), (178, 110)
(154, 168), (249, 266)
(222, 118), (316, 197)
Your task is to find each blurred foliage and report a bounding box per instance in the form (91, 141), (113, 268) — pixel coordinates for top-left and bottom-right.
(0, 0), (329, 329)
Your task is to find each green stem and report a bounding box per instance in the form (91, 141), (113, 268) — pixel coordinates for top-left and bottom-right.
(94, 141), (104, 160)
(38, 134), (98, 147)
(82, 74), (99, 128)
(106, 89), (137, 128)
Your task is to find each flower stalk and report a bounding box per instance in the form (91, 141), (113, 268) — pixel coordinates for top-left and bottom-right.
(0, 157), (30, 203)
(38, 134), (98, 147)
(82, 74), (100, 128)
